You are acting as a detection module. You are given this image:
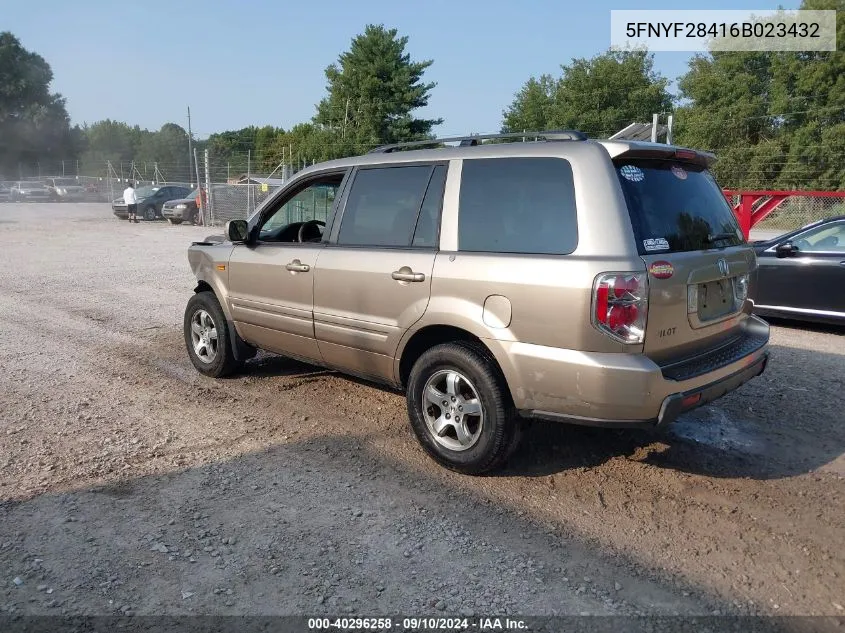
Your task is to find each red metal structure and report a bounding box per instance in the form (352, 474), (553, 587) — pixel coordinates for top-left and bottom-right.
(723, 190), (845, 239)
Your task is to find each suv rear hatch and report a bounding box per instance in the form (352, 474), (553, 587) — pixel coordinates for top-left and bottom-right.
(613, 151), (757, 364)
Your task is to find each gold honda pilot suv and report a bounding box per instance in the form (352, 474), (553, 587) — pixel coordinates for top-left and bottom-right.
(183, 131), (770, 474)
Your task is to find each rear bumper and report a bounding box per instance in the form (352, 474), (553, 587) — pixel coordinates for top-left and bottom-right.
(490, 315), (770, 428)
(654, 351), (768, 428)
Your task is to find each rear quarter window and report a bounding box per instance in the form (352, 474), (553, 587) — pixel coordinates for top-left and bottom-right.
(458, 157), (578, 255)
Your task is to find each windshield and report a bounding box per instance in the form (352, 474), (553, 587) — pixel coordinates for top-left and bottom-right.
(53, 178), (76, 187)
(186, 189), (200, 199)
(22, 181), (46, 188)
(135, 186), (159, 198)
(615, 159), (743, 254)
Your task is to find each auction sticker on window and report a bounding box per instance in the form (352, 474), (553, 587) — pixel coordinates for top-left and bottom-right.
(671, 165), (688, 180)
(643, 237), (670, 251)
(649, 260), (675, 279)
(619, 165), (645, 182)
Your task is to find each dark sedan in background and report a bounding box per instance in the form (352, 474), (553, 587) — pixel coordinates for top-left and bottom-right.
(752, 215), (845, 325)
(112, 184), (192, 220)
(161, 189), (200, 225)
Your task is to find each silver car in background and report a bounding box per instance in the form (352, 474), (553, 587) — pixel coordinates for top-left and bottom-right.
(10, 181), (51, 202)
(45, 177), (86, 201)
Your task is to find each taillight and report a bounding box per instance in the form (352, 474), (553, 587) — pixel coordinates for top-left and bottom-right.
(734, 273), (749, 304)
(592, 272), (648, 344)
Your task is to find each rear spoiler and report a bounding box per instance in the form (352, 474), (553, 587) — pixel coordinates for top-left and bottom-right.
(598, 140), (716, 168)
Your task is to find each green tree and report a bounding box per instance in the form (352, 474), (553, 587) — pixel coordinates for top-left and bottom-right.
(0, 32), (76, 177)
(770, 0), (845, 189)
(674, 52), (776, 188)
(675, 0), (845, 189)
(136, 123), (191, 181)
(500, 75), (556, 133)
(502, 50), (672, 137)
(78, 120), (141, 173)
(314, 24), (442, 148)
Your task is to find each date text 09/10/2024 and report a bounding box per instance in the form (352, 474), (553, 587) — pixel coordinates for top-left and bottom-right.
(307, 617), (528, 630)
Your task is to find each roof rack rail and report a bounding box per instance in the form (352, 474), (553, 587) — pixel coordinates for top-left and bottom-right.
(368, 130), (587, 154)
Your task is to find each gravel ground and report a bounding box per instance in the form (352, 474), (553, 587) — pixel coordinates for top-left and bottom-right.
(0, 203), (843, 618)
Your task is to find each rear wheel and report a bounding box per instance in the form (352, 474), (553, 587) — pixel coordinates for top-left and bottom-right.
(406, 342), (521, 474)
(184, 291), (242, 377)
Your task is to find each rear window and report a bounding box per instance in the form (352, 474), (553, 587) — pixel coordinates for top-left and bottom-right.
(458, 157), (578, 255)
(615, 159), (743, 254)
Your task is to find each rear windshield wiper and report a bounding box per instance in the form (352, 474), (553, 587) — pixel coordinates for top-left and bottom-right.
(706, 232), (738, 243)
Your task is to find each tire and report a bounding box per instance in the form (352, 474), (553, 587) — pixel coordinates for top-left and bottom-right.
(143, 205), (157, 221)
(183, 291), (242, 377)
(406, 341), (521, 474)
(168, 218), (182, 225)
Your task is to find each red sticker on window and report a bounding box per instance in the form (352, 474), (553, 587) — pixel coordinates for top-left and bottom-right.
(671, 165), (687, 180)
(649, 261), (674, 279)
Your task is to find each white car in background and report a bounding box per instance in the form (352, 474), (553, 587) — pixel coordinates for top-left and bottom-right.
(45, 177), (86, 201)
(10, 181), (51, 202)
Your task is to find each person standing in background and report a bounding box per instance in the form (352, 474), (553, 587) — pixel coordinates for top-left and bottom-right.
(124, 181), (138, 223)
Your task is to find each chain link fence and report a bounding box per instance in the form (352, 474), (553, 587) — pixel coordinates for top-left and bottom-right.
(727, 193), (845, 234)
(206, 180), (337, 227)
(208, 184), (281, 225)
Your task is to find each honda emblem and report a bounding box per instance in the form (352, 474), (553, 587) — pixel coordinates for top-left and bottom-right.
(717, 258), (730, 277)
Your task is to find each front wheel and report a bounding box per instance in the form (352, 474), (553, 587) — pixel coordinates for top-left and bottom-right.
(406, 342), (521, 474)
(184, 291), (242, 377)
(143, 205), (157, 221)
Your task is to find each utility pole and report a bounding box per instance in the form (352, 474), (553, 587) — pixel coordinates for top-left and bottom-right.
(187, 106), (194, 185)
(666, 114), (674, 145)
(651, 113), (659, 143)
(62, 160), (65, 177)
(342, 97), (350, 138)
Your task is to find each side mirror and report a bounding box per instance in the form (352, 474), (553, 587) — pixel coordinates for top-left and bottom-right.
(775, 241), (797, 258)
(226, 219), (249, 243)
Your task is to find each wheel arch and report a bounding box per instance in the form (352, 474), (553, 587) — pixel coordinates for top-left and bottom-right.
(396, 324), (518, 406)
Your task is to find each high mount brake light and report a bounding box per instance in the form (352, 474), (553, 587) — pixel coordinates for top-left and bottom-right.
(592, 272), (648, 344)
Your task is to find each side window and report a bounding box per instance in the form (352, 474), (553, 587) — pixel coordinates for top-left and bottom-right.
(259, 174), (344, 240)
(412, 165), (447, 248)
(338, 165), (435, 247)
(458, 158), (578, 255)
(794, 222), (845, 253)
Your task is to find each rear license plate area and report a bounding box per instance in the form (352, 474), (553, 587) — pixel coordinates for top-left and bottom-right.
(696, 278), (736, 321)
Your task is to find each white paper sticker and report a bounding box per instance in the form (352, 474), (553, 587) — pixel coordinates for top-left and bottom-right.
(671, 165), (688, 180)
(619, 165), (644, 182)
(643, 237), (670, 251)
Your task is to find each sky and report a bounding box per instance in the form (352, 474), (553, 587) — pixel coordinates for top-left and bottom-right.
(5, 0), (801, 140)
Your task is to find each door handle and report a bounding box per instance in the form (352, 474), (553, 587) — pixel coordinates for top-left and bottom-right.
(391, 268), (425, 282)
(285, 259), (310, 273)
